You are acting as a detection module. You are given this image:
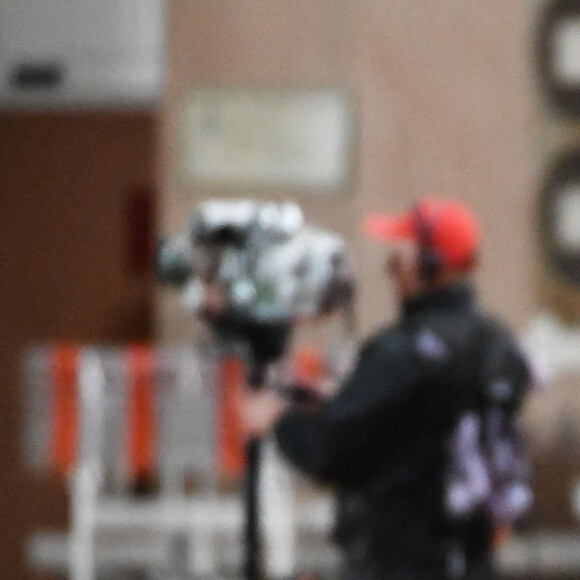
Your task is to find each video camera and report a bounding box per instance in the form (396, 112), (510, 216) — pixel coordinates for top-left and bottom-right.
(157, 199), (355, 371)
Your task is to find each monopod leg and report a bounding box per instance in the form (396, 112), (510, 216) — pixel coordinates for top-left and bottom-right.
(244, 435), (263, 580)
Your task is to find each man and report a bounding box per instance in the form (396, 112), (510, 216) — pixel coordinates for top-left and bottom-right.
(243, 197), (531, 580)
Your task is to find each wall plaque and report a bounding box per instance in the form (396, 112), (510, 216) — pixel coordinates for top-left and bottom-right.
(180, 89), (354, 190)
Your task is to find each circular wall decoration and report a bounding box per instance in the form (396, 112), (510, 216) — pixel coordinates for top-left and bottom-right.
(537, 0), (580, 117)
(540, 148), (580, 285)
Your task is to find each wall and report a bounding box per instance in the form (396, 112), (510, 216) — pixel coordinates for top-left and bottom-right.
(0, 111), (157, 579)
(158, 0), (543, 343)
(159, 0), (580, 533)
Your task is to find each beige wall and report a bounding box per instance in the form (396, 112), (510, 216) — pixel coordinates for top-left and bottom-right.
(159, 0), (580, 533)
(158, 0), (543, 342)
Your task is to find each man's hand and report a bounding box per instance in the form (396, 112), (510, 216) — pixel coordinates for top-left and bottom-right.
(240, 389), (288, 437)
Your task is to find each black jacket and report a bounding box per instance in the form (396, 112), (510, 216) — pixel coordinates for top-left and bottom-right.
(274, 283), (530, 569)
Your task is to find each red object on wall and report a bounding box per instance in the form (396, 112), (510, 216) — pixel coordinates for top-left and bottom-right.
(217, 356), (246, 481)
(49, 344), (80, 475)
(127, 186), (156, 276)
(125, 345), (157, 478)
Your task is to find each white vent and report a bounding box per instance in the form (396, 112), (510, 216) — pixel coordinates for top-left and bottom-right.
(0, 0), (165, 109)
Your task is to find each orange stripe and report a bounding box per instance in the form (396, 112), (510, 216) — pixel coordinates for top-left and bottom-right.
(49, 344), (79, 475)
(217, 356), (245, 481)
(125, 345), (157, 478)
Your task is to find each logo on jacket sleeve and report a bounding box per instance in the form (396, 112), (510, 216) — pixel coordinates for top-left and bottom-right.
(415, 328), (450, 361)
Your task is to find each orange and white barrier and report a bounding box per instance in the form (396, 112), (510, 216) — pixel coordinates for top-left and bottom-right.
(23, 343), (337, 579)
(24, 344), (250, 486)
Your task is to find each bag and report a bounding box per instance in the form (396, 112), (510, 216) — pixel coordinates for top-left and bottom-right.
(444, 404), (532, 526)
(444, 319), (535, 527)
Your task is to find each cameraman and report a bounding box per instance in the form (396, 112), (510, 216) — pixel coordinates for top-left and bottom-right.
(242, 197), (531, 580)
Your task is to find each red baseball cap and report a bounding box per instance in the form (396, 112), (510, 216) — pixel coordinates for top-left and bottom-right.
(363, 197), (480, 271)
